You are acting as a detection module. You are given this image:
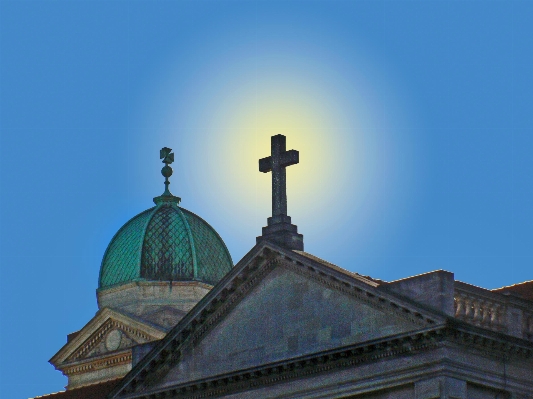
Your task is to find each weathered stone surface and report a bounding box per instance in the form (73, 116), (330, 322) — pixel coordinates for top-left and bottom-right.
(97, 280), (211, 328)
(467, 383), (509, 399)
(156, 265), (421, 389)
(257, 134), (303, 250)
(52, 281), (211, 389)
(50, 308), (167, 389)
(67, 362), (132, 390)
(385, 270), (455, 316)
(106, 244), (533, 399)
(415, 377), (466, 399)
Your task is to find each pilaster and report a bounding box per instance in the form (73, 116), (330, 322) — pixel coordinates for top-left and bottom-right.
(415, 377), (466, 399)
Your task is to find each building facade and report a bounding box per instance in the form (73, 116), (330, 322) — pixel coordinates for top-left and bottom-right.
(106, 241), (533, 399)
(37, 143), (533, 399)
(46, 149), (233, 393)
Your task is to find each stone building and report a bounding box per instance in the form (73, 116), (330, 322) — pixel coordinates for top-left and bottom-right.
(44, 148), (234, 396)
(108, 242), (533, 399)
(35, 140), (533, 398)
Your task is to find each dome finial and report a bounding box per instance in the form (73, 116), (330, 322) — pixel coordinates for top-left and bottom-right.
(154, 147), (181, 205)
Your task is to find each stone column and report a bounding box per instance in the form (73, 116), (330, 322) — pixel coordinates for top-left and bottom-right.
(455, 296), (465, 318)
(473, 299), (483, 324)
(491, 304), (501, 329)
(464, 297), (474, 319)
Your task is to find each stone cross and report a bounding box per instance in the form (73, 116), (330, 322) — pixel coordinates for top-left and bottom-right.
(259, 135), (299, 221)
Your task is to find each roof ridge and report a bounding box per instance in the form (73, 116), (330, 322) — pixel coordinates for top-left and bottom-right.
(492, 280), (533, 290)
(293, 251), (383, 285)
(29, 378), (121, 398)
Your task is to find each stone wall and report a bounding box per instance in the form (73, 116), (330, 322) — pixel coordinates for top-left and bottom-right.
(97, 281), (211, 329)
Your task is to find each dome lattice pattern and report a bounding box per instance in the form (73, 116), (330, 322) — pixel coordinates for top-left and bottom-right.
(141, 205), (194, 281)
(182, 208), (234, 284)
(99, 209), (153, 287)
(99, 202), (233, 290)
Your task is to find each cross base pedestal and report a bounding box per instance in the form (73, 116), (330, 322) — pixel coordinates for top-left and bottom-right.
(256, 216), (304, 251)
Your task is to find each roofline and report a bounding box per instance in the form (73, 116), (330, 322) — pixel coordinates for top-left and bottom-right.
(99, 203), (234, 291)
(106, 242), (276, 397)
(111, 319), (533, 399)
(49, 307), (166, 367)
(108, 241), (454, 398)
(98, 207), (155, 290)
(178, 206), (234, 267)
(493, 280), (533, 291)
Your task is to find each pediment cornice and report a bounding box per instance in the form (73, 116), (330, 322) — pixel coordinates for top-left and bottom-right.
(50, 307), (166, 368)
(110, 242), (451, 398)
(113, 321), (533, 399)
(62, 350), (133, 377)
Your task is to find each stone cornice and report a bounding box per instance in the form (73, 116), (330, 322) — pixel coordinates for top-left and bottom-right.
(66, 319), (155, 362)
(116, 320), (533, 399)
(109, 243), (454, 398)
(110, 243), (533, 399)
(281, 259), (431, 327)
(97, 280), (213, 297)
(118, 327), (443, 399)
(50, 308), (166, 367)
(62, 350), (133, 376)
(446, 317), (533, 357)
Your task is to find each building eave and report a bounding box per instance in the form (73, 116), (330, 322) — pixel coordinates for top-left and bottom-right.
(115, 320), (533, 399)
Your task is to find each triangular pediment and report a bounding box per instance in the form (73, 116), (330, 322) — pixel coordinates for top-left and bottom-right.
(50, 307), (167, 368)
(111, 243), (447, 398)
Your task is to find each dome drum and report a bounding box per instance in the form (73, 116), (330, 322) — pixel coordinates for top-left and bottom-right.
(96, 280), (212, 329)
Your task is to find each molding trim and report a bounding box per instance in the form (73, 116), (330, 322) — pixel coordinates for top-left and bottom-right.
(51, 307), (167, 367)
(63, 351), (132, 376)
(111, 246), (451, 398)
(281, 259), (431, 327)
(116, 256), (441, 396)
(67, 319), (153, 362)
(119, 324), (533, 399)
(111, 244), (531, 399)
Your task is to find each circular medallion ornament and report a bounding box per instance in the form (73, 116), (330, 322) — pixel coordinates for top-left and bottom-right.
(105, 330), (122, 351)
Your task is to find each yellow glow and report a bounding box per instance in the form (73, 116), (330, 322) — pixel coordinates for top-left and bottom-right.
(134, 47), (418, 255)
(204, 85), (362, 228)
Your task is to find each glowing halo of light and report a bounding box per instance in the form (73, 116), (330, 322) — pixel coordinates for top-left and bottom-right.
(132, 42), (419, 264)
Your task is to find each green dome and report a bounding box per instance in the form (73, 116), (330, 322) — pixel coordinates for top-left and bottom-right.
(98, 199), (233, 290)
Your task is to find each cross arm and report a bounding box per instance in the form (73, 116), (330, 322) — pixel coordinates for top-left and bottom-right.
(280, 150), (299, 167)
(259, 156), (272, 173)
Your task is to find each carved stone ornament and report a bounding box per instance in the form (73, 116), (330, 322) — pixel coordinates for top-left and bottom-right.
(105, 330), (123, 351)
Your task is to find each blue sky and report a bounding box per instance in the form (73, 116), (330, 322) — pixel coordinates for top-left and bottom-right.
(1, 1), (532, 397)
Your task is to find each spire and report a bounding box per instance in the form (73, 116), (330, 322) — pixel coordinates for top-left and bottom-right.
(153, 147), (181, 205)
(256, 135), (304, 251)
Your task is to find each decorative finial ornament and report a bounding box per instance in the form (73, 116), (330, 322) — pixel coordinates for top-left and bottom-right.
(256, 135), (303, 251)
(153, 147), (181, 205)
(160, 147), (174, 195)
